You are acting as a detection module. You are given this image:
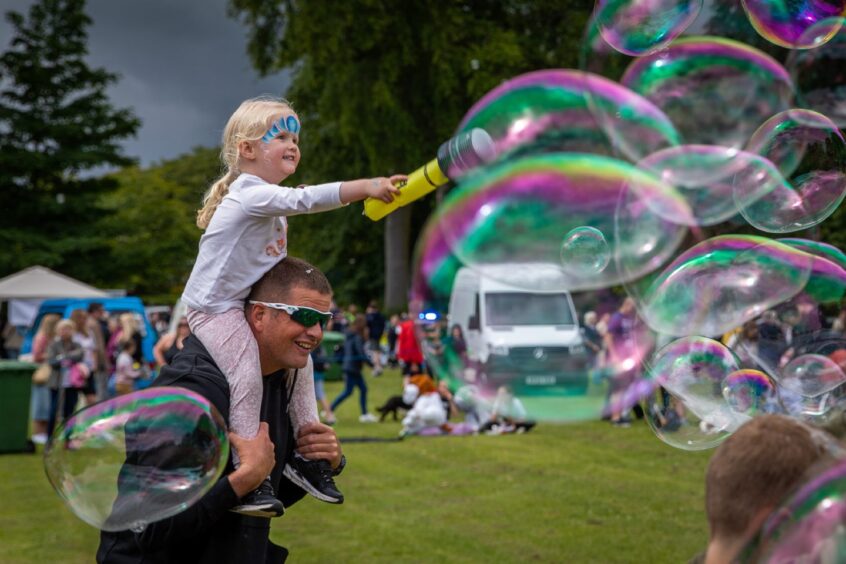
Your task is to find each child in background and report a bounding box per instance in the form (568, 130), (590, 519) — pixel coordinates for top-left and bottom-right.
(311, 347), (336, 425)
(182, 95), (404, 516)
(114, 340), (143, 396)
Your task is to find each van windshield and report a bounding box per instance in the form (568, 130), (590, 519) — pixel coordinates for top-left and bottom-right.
(484, 292), (575, 326)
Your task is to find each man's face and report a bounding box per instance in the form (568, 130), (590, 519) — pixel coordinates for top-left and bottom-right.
(254, 286), (331, 373)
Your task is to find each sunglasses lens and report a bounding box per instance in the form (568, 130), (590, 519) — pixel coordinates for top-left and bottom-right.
(291, 308), (329, 328)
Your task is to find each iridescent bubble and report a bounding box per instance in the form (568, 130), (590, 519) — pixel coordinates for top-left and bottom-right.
(456, 69), (679, 166)
(583, 28), (795, 153)
(593, 0), (703, 55)
(780, 353), (846, 419)
(638, 145), (781, 226)
(44, 387), (228, 532)
(560, 226), (611, 275)
(742, 0), (846, 49)
(646, 388), (733, 451)
(409, 212), (630, 423)
(625, 235), (814, 337)
(722, 368), (781, 416)
(787, 17), (846, 128)
(645, 336), (742, 449)
(740, 109), (846, 233)
(751, 459), (846, 563)
(438, 152), (692, 292)
(620, 37), (794, 150)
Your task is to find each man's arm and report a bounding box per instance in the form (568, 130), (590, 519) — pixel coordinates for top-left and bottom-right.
(130, 423), (276, 550)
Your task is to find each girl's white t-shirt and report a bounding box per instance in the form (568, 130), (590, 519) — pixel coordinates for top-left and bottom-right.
(182, 173), (344, 314)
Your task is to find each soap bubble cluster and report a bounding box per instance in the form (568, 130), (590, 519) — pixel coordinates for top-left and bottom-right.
(409, 0), (846, 440)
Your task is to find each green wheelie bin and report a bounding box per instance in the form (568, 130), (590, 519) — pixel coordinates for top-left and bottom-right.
(0, 360), (37, 453)
(321, 331), (344, 381)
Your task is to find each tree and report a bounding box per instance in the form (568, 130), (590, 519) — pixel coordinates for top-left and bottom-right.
(0, 0), (140, 281)
(228, 0), (591, 309)
(96, 147), (219, 304)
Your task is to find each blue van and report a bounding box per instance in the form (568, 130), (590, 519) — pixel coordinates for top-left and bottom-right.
(21, 297), (157, 365)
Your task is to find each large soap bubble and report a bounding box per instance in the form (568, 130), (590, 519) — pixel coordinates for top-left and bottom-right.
(582, 29), (795, 156)
(780, 354), (846, 420)
(645, 336), (742, 449)
(438, 152), (692, 292)
(787, 17), (846, 128)
(747, 459), (846, 562)
(593, 0), (703, 55)
(455, 68), (679, 166)
(741, 0), (846, 49)
(44, 387), (228, 532)
(640, 145), (782, 226)
(408, 213), (652, 423)
(622, 235), (814, 337)
(740, 109), (846, 233)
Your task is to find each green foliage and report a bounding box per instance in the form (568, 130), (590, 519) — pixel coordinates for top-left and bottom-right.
(228, 0), (593, 306)
(0, 0), (140, 281)
(97, 147), (221, 302)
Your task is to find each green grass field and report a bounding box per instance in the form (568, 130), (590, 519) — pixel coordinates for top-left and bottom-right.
(0, 368), (712, 563)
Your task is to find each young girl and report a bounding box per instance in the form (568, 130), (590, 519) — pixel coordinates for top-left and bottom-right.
(182, 96), (403, 517)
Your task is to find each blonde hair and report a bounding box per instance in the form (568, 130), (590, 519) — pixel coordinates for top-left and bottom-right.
(56, 319), (75, 334)
(118, 312), (138, 340)
(36, 313), (61, 341)
(196, 95), (295, 229)
(70, 308), (88, 334)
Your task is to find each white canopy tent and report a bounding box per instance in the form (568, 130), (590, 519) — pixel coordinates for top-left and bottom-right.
(0, 265), (108, 300)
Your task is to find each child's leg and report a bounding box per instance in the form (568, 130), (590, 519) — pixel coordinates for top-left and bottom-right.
(331, 374), (355, 411)
(355, 373), (368, 415)
(187, 308), (262, 465)
(287, 355), (319, 436)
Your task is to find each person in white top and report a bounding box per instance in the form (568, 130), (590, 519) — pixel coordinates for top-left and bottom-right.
(182, 95), (404, 516)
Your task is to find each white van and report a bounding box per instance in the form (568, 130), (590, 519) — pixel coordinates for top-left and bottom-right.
(448, 266), (588, 392)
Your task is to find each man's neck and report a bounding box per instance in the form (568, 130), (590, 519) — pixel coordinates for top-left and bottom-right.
(705, 535), (752, 564)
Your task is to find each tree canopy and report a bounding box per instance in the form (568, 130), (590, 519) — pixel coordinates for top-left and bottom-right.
(0, 0), (140, 282)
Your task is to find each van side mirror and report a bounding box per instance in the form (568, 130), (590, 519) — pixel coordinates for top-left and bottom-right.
(468, 315), (480, 330)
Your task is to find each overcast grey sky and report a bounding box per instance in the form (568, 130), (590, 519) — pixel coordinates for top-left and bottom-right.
(0, 0), (290, 167)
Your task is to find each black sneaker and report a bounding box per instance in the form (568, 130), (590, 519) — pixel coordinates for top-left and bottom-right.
(283, 454), (344, 504)
(230, 477), (284, 518)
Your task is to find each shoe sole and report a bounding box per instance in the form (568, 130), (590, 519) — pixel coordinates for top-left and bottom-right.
(283, 465), (344, 504)
(230, 505), (284, 518)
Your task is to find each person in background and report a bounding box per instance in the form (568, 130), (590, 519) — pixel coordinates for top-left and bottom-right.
(604, 297), (641, 427)
(311, 347), (336, 425)
(386, 314), (401, 368)
(70, 308), (97, 406)
(697, 414), (838, 564)
(2, 320), (23, 359)
(30, 313), (61, 444)
(108, 313), (143, 366)
(330, 314), (377, 422)
(725, 321), (762, 370)
(365, 300), (386, 376)
(396, 314), (424, 377)
(478, 385), (536, 434)
(153, 316), (191, 368)
(46, 319), (85, 440)
(113, 340), (144, 395)
(86, 303), (110, 400)
(581, 311), (603, 372)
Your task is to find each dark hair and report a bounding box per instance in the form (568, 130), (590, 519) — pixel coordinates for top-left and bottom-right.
(87, 302), (104, 314)
(247, 256), (332, 304)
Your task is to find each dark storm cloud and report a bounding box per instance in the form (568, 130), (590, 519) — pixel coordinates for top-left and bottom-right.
(0, 0), (290, 166)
